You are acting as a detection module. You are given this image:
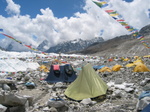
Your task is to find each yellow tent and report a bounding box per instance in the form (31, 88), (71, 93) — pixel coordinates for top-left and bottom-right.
(64, 64), (108, 101)
(133, 60), (144, 64)
(126, 59), (144, 68)
(125, 59), (150, 72)
(44, 68), (49, 72)
(143, 55), (150, 58)
(126, 63), (135, 67)
(39, 65), (49, 72)
(39, 65), (46, 70)
(134, 56), (139, 59)
(112, 65), (122, 72)
(133, 63), (150, 72)
(123, 58), (129, 61)
(99, 66), (112, 72)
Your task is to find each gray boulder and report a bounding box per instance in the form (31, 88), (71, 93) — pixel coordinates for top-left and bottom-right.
(0, 104), (7, 112)
(115, 78), (123, 84)
(2, 84), (11, 91)
(80, 98), (97, 105)
(0, 92), (28, 106)
(0, 79), (14, 84)
(47, 98), (66, 108)
(49, 107), (58, 112)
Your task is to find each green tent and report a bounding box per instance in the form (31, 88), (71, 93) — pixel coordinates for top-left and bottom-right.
(64, 63), (108, 101)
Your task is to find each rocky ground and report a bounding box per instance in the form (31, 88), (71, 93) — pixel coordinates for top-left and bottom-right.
(0, 56), (150, 112)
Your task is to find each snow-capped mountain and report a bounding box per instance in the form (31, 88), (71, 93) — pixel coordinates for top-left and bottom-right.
(37, 40), (49, 52)
(6, 43), (13, 51)
(3, 36), (104, 53)
(45, 37), (104, 53)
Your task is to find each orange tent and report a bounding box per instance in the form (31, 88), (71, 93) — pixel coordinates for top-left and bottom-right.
(108, 58), (113, 62)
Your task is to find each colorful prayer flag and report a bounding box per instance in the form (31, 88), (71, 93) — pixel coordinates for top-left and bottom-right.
(92, 0), (150, 48)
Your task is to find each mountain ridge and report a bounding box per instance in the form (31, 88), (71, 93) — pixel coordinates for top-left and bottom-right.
(44, 37), (104, 53)
(1, 24), (150, 56)
(77, 24), (150, 56)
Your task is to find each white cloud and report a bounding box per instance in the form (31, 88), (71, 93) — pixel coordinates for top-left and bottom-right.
(0, 0), (149, 51)
(108, 0), (150, 29)
(5, 0), (20, 16)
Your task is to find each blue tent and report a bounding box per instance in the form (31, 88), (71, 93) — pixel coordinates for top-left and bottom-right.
(93, 65), (105, 70)
(141, 103), (150, 112)
(45, 64), (77, 83)
(139, 91), (150, 100)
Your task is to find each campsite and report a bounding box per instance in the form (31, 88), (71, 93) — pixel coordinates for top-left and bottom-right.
(0, 50), (150, 112)
(0, 0), (150, 112)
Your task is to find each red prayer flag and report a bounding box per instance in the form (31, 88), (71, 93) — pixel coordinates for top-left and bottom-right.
(105, 10), (114, 13)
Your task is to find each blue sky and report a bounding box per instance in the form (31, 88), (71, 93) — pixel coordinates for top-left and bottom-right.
(0, 0), (86, 18)
(0, 0), (133, 18)
(0, 0), (149, 51)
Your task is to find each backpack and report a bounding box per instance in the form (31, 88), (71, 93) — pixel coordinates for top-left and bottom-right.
(64, 64), (74, 76)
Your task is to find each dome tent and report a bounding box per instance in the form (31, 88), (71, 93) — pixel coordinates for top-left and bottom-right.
(45, 64), (77, 83)
(125, 59), (150, 72)
(64, 63), (108, 101)
(99, 66), (112, 72)
(112, 64), (122, 72)
(133, 63), (150, 72)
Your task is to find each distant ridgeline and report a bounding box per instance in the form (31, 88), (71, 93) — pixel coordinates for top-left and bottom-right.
(0, 46), (6, 51)
(45, 37), (104, 53)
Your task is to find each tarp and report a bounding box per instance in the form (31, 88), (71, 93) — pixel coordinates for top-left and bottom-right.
(45, 64), (77, 83)
(64, 63), (108, 101)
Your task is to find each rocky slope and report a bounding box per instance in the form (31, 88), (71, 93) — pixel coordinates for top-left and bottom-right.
(0, 55), (150, 112)
(78, 24), (150, 57)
